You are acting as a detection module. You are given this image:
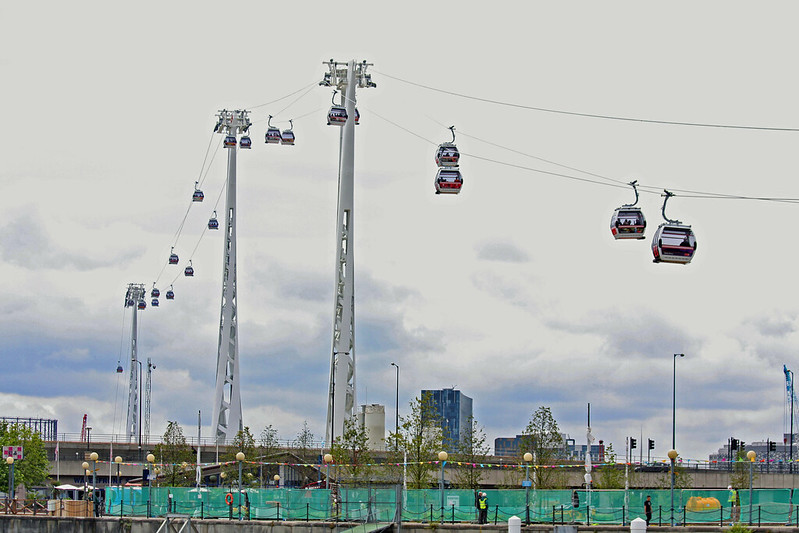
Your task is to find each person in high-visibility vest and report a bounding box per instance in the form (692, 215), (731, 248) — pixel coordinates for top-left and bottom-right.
(478, 492), (488, 524)
(728, 485), (739, 524)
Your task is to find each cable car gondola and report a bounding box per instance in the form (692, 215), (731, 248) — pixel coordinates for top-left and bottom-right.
(354, 108), (360, 125)
(165, 286), (175, 300)
(239, 136), (252, 149)
(224, 135), (236, 148)
(435, 168), (463, 194)
(651, 190), (696, 265)
(168, 247), (179, 265)
(151, 286), (160, 298)
(125, 298), (134, 308)
(327, 91), (348, 125)
(435, 127), (460, 167)
(265, 115), (282, 144)
(610, 181), (646, 240)
(151, 298), (159, 307)
(137, 300), (146, 310)
(280, 119), (295, 145)
(192, 181), (204, 202)
(208, 211), (219, 230)
(184, 260), (194, 277)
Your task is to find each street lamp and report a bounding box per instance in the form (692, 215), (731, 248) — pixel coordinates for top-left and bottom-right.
(236, 452), (245, 520)
(747, 450), (756, 524)
(438, 451), (448, 523)
(523, 452), (533, 525)
(89, 452), (99, 517)
(274, 474), (280, 488)
(390, 362), (400, 442)
(114, 456), (123, 516)
(81, 461), (90, 501)
(668, 449), (678, 526)
(672, 353), (684, 450)
(146, 453), (155, 517)
(324, 453), (333, 489)
(6, 457), (14, 502)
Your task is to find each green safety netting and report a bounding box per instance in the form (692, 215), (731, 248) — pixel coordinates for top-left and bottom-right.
(103, 487), (799, 524)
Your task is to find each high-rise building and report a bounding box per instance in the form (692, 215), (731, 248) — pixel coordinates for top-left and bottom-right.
(357, 404), (386, 451)
(422, 388), (473, 451)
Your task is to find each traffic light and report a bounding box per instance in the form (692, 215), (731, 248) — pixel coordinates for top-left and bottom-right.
(648, 439), (655, 450)
(630, 438), (637, 449)
(770, 441), (777, 452)
(731, 438), (739, 450)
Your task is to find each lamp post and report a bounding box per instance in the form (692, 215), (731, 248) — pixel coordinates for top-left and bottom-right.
(390, 363), (400, 441)
(523, 452), (532, 525)
(146, 453), (155, 517)
(668, 449), (678, 526)
(747, 450), (756, 524)
(672, 353), (684, 450)
(6, 457), (14, 502)
(438, 451), (448, 523)
(114, 456), (123, 516)
(274, 474), (280, 488)
(324, 453), (333, 489)
(89, 452), (99, 517)
(81, 461), (90, 501)
(136, 360), (143, 460)
(236, 452), (245, 520)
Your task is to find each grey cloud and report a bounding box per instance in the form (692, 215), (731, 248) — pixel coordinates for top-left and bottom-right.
(0, 215), (141, 271)
(475, 242), (530, 263)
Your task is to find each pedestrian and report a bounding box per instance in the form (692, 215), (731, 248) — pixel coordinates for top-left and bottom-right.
(644, 495), (652, 525)
(478, 492), (488, 524)
(572, 490), (579, 509)
(728, 485), (740, 524)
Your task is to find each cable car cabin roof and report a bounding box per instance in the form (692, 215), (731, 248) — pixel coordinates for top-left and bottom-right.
(610, 207), (646, 240)
(224, 136), (236, 147)
(652, 223), (696, 264)
(435, 168), (463, 194)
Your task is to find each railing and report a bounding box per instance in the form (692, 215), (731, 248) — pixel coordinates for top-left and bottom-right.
(0, 499), (50, 515)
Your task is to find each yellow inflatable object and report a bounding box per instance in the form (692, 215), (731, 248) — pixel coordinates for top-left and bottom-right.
(686, 496), (721, 511)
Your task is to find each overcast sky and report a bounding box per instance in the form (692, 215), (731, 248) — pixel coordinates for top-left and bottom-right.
(2, 1), (799, 463)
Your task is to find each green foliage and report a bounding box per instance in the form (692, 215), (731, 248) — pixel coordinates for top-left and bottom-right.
(595, 443), (624, 489)
(727, 523), (753, 533)
(729, 451), (756, 489)
(452, 416), (489, 490)
(519, 406), (567, 489)
(0, 423), (48, 491)
(258, 424), (281, 484)
(656, 462), (694, 489)
(331, 417), (372, 484)
(394, 392), (444, 488)
(292, 421), (315, 461)
(153, 421), (195, 487)
(221, 427), (258, 487)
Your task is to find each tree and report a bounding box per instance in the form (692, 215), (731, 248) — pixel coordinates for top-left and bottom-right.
(222, 427), (258, 487)
(258, 425), (281, 486)
(452, 416), (489, 490)
(153, 421), (195, 487)
(394, 392), (444, 488)
(331, 417), (372, 484)
(595, 443), (624, 489)
(292, 421), (315, 462)
(0, 423), (48, 491)
(519, 406), (567, 489)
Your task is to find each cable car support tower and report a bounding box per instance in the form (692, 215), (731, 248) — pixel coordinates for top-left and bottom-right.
(211, 109), (251, 443)
(123, 283), (146, 445)
(321, 60), (376, 447)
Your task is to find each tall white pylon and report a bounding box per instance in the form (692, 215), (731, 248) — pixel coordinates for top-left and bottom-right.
(322, 60), (376, 447)
(211, 109), (251, 444)
(124, 283), (146, 446)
